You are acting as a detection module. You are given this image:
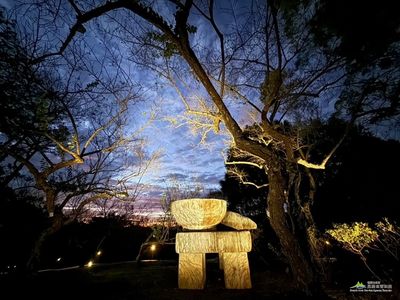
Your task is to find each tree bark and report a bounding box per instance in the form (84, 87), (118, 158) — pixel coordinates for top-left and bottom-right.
(267, 163), (315, 294)
(293, 171), (326, 280)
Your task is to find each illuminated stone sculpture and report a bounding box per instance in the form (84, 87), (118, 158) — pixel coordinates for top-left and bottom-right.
(171, 199), (257, 289)
(171, 198), (227, 230)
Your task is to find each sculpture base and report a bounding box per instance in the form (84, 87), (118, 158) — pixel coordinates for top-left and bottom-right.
(176, 231), (252, 289)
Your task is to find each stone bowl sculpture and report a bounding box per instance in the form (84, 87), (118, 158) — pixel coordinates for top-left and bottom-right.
(171, 198), (227, 230)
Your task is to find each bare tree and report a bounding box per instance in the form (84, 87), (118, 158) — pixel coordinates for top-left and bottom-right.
(1, 91), (154, 269)
(0, 6), (159, 270)
(10, 0), (399, 293)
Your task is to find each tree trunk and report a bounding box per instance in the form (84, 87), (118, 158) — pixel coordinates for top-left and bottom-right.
(302, 203), (325, 272)
(293, 171), (327, 281)
(26, 213), (64, 272)
(267, 166), (315, 294)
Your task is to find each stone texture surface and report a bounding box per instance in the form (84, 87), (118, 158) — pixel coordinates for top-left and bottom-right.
(175, 231), (252, 253)
(221, 211), (257, 230)
(171, 199), (227, 230)
(176, 231), (252, 290)
(221, 252), (252, 289)
(178, 253), (206, 289)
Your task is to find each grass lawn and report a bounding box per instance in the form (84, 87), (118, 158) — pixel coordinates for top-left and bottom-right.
(0, 260), (395, 299)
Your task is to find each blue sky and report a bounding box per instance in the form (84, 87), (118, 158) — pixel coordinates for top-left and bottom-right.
(0, 0), (261, 216)
(128, 86), (230, 213)
(2, 0), (400, 221)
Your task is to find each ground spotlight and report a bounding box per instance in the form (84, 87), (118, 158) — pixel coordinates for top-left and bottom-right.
(87, 260), (94, 268)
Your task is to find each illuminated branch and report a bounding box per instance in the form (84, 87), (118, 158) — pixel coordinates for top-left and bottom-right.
(139, 56), (222, 141)
(59, 98), (80, 154)
(171, 67), (220, 123)
(224, 160), (264, 169)
(44, 101), (132, 172)
(82, 98), (128, 153)
(297, 119), (351, 170)
(42, 158), (84, 178)
(44, 133), (82, 162)
(170, 71), (219, 122)
(227, 167), (269, 190)
(297, 158), (328, 170)
(241, 181), (269, 189)
(161, 65), (223, 141)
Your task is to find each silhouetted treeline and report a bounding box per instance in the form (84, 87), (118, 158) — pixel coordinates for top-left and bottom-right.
(0, 188), (153, 271)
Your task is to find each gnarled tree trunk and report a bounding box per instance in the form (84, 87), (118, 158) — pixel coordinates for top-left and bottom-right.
(267, 160), (315, 294)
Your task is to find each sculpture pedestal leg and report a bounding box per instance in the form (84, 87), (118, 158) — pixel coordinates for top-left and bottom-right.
(178, 253), (206, 289)
(219, 252), (224, 270)
(221, 252), (251, 289)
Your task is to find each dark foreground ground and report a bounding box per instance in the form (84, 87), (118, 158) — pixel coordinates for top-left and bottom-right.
(0, 261), (397, 300)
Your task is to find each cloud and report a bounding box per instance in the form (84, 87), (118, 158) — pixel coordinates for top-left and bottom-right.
(158, 172), (190, 182)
